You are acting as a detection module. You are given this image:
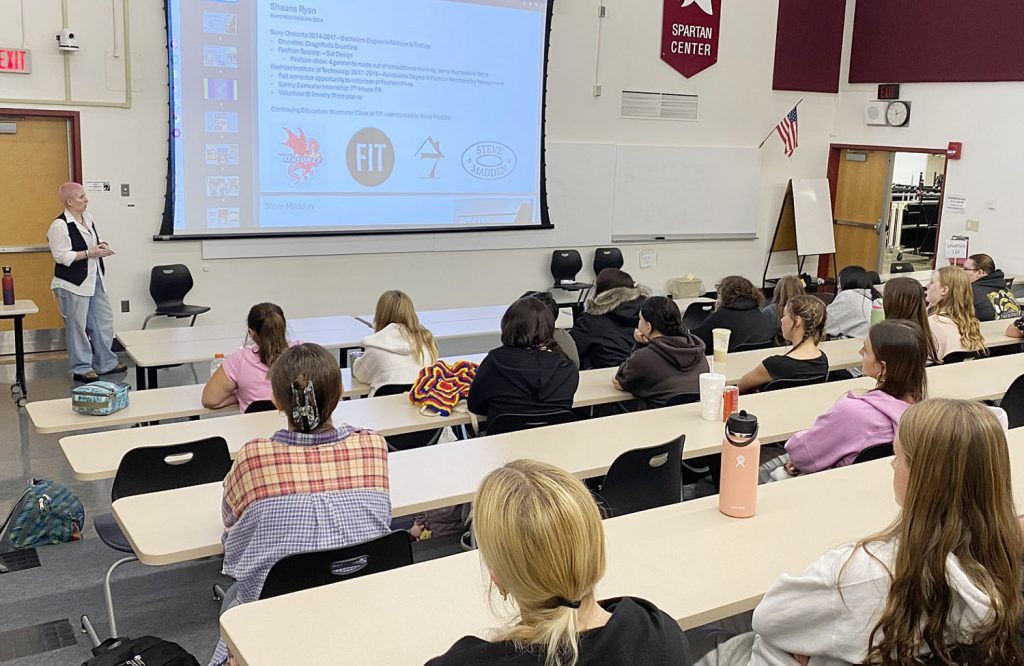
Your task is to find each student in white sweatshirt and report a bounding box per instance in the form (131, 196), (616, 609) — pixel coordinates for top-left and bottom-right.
(352, 290), (438, 395)
(695, 399), (1024, 665)
(825, 266), (879, 339)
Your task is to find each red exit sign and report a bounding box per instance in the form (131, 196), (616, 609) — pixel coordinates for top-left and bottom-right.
(0, 48), (31, 74)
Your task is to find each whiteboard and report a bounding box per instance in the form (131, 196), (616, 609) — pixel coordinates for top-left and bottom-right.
(611, 145), (761, 241)
(792, 178), (836, 256)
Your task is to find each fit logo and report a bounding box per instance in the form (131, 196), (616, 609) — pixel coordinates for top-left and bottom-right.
(346, 128), (394, 187)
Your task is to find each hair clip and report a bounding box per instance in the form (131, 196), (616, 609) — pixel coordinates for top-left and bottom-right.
(290, 379), (320, 431)
(554, 597), (582, 609)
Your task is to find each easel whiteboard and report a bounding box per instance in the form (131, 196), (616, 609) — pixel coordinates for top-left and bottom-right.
(611, 145), (761, 241)
(792, 178), (835, 256)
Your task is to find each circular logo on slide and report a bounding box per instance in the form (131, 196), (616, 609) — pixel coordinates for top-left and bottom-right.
(462, 141), (517, 180)
(346, 128), (394, 188)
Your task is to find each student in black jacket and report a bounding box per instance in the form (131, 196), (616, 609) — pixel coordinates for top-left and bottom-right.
(614, 296), (709, 408)
(468, 297), (579, 424)
(964, 253), (1021, 321)
(425, 460), (692, 666)
(570, 268), (651, 369)
(692, 276), (773, 352)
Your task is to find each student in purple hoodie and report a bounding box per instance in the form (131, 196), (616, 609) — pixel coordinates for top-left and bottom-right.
(780, 319), (928, 476)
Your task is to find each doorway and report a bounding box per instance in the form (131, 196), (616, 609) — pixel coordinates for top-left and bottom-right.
(823, 144), (948, 277)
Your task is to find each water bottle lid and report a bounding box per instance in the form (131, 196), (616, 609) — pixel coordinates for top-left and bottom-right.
(725, 410), (759, 446)
(214, 353), (225, 358)
(2, 266), (11, 273)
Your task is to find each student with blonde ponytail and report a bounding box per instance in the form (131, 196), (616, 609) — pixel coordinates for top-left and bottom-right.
(353, 290), (438, 395)
(202, 302), (300, 412)
(925, 266), (987, 361)
(427, 460), (691, 666)
(737, 295), (828, 394)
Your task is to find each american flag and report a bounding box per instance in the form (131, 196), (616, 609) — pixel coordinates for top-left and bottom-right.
(776, 106), (799, 157)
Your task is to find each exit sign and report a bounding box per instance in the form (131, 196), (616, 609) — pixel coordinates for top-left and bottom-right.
(877, 83), (900, 100)
(0, 48), (31, 74)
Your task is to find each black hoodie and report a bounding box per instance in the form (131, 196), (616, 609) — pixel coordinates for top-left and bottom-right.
(971, 269), (1021, 321)
(691, 297), (774, 352)
(467, 345), (579, 423)
(570, 286), (651, 370)
(424, 597), (692, 666)
(615, 334), (710, 408)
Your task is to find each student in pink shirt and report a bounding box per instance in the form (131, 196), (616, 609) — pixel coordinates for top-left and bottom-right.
(202, 302), (298, 413)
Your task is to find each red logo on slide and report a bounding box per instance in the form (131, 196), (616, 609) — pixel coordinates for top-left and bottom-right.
(280, 128), (323, 183)
(661, 0), (721, 78)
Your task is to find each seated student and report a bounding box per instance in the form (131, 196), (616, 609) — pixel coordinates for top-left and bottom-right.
(926, 265), (987, 361)
(427, 460), (692, 666)
(522, 290), (580, 368)
(692, 276), (773, 353)
(777, 319), (927, 476)
(736, 295), (828, 394)
(352, 289), (438, 396)
(202, 302), (298, 412)
(696, 399), (1024, 665)
(882, 276), (938, 363)
(570, 268), (650, 370)
(761, 275), (804, 342)
(825, 266), (879, 339)
(964, 253), (1021, 321)
(468, 296), (579, 425)
(613, 296), (709, 408)
(211, 343), (391, 666)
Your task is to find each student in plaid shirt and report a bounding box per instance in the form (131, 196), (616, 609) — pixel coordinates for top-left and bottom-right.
(210, 343), (391, 666)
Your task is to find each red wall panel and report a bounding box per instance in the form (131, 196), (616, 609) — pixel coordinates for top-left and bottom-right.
(772, 0), (846, 93)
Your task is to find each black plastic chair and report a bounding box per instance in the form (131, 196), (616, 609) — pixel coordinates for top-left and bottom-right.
(852, 442), (893, 464)
(374, 384), (446, 451)
(485, 409), (575, 437)
(681, 302), (715, 331)
(762, 374), (828, 392)
(550, 250), (592, 303)
(810, 292), (836, 306)
(942, 351), (978, 364)
(92, 437), (232, 635)
(889, 261), (915, 273)
(596, 436), (684, 518)
(732, 339), (775, 352)
(665, 393), (700, 407)
(593, 247), (624, 276)
(245, 400), (277, 414)
(1000, 374), (1024, 429)
(259, 531), (413, 600)
(142, 264), (211, 329)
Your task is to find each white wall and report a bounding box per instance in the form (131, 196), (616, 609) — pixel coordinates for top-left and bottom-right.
(835, 1), (1024, 271)
(892, 153), (928, 187)
(0, 0), (836, 329)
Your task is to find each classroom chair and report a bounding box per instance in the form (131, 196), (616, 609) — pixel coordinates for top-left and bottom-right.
(142, 264), (211, 329)
(681, 302), (714, 331)
(665, 393), (700, 407)
(762, 374), (829, 392)
(942, 351), (979, 364)
(550, 250), (592, 303)
(593, 247), (624, 275)
(258, 531), (413, 600)
(810, 292), (836, 306)
(732, 339), (775, 353)
(594, 436), (684, 518)
(1000, 374), (1024, 429)
(244, 400), (276, 414)
(889, 261), (915, 273)
(374, 384), (448, 450)
(88, 437), (232, 636)
(852, 442), (894, 465)
(484, 409), (575, 436)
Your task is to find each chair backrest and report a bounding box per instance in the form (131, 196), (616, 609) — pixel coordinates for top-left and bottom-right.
(762, 373), (828, 392)
(245, 400), (277, 414)
(373, 383), (413, 397)
(111, 437), (232, 501)
(890, 261), (915, 273)
(942, 351), (978, 364)
(852, 441), (894, 464)
(550, 250), (583, 283)
(1005, 276), (1015, 290)
(149, 264), (196, 309)
(1001, 374), (1024, 429)
(866, 271), (882, 286)
(372, 384), (444, 450)
(486, 409), (575, 437)
(259, 531), (413, 600)
(665, 393), (700, 407)
(810, 291), (836, 306)
(597, 436), (684, 518)
(593, 247), (624, 275)
(732, 339), (775, 353)
(681, 302), (715, 330)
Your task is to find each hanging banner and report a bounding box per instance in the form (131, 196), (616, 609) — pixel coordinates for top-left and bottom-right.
(661, 0), (721, 78)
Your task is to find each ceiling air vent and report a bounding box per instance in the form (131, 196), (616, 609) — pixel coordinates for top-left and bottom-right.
(621, 91), (698, 121)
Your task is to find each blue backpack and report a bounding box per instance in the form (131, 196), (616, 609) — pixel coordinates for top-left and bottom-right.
(1, 478), (85, 553)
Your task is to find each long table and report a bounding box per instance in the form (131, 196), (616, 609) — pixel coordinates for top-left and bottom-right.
(109, 353), (1024, 568)
(217, 430), (1024, 665)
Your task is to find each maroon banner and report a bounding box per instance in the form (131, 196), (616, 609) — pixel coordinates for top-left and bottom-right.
(661, 0), (721, 79)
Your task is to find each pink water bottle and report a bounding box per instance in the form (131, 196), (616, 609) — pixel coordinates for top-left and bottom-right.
(1, 266), (14, 306)
(719, 410), (760, 518)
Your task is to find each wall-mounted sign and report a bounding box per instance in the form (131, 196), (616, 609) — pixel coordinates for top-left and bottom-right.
(0, 47), (31, 74)
(876, 84), (900, 100)
(661, 0), (721, 79)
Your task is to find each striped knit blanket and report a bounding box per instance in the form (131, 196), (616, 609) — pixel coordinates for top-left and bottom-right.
(409, 360), (478, 416)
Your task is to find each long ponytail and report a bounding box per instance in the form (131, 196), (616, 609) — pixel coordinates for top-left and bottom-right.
(248, 302), (289, 368)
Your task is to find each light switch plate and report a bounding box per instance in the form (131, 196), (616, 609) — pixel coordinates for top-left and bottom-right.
(966, 219), (980, 232)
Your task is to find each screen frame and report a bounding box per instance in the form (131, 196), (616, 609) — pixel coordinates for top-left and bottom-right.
(156, 0), (555, 241)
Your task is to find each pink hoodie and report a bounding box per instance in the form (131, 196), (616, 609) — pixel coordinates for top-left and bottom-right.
(785, 390), (911, 474)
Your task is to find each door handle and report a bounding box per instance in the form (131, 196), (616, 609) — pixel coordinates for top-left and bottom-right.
(0, 245), (50, 253)
(834, 219), (881, 232)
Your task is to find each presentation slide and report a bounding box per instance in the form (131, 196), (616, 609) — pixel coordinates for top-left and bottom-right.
(165, 0), (552, 237)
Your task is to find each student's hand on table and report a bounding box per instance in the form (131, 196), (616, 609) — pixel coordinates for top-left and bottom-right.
(612, 377), (624, 391)
(784, 460), (800, 476)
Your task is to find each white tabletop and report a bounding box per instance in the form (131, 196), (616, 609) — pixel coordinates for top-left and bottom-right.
(0, 299), (39, 317)
(217, 430), (1024, 665)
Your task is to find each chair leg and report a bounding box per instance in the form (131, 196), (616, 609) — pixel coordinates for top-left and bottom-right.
(141, 314), (158, 330)
(104, 556), (138, 637)
(189, 315), (198, 327)
(80, 614), (101, 647)
(212, 583), (226, 602)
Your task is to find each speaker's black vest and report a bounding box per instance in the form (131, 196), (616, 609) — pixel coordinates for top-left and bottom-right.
(53, 213), (104, 286)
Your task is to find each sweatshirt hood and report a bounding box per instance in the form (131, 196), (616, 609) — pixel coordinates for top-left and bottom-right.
(646, 334), (707, 372)
(943, 552), (997, 631)
(488, 346), (573, 402)
(585, 285), (651, 318)
(974, 269), (1007, 291)
(360, 323), (414, 356)
(722, 297), (760, 312)
(847, 390), (910, 428)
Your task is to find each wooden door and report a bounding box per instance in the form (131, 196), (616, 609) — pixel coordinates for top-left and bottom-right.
(0, 115), (74, 338)
(832, 150), (891, 273)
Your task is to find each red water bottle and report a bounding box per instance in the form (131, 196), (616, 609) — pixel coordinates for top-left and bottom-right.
(1, 266), (14, 306)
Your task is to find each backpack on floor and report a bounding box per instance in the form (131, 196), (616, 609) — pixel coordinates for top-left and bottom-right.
(0, 478), (85, 552)
(82, 636), (200, 666)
